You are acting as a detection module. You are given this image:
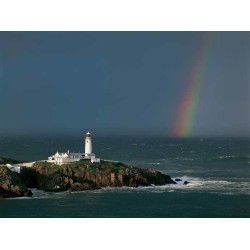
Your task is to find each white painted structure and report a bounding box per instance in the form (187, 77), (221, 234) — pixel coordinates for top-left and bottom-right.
(85, 132), (92, 156)
(48, 150), (84, 165)
(6, 162), (36, 172)
(6, 164), (22, 173)
(91, 156), (100, 163)
(48, 132), (100, 165)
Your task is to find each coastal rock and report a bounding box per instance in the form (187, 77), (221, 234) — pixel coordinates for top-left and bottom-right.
(0, 166), (32, 198)
(0, 157), (24, 165)
(183, 181), (190, 185)
(19, 167), (38, 188)
(175, 178), (182, 181)
(22, 160), (176, 192)
(70, 182), (97, 191)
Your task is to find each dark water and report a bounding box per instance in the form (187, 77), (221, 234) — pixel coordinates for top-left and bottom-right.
(0, 135), (250, 217)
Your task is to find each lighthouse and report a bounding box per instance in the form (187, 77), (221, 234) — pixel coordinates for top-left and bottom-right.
(47, 131), (100, 165)
(85, 131), (92, 156)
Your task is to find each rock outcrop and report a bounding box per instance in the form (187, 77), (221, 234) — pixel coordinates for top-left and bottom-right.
(0, 157), (24, 165)
(1, 157), (176, 197)
(175, 178), (182, 181)
(0, 166), (32, 198)
(21, 160), (176, 192)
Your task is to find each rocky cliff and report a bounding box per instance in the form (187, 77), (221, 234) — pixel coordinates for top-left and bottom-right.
(21, 160), (176, 192)
(0, 166), (32, 198)
(0, 157), (176, 198)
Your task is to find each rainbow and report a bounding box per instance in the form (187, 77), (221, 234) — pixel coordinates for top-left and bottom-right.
(172, 33), (215, 138)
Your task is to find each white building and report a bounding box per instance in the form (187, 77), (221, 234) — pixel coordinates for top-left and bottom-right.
(48, 150), (83, 165)
(48, 132), (100, 165)
(6, 164), (23, 173)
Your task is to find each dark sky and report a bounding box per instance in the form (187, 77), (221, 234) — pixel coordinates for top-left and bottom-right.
(0, 32), (249, 137)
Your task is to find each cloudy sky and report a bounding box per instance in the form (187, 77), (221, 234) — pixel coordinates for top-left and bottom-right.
(0, 32), (249, 137)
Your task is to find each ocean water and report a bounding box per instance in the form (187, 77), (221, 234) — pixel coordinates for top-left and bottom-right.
(0, 135), (250, 218)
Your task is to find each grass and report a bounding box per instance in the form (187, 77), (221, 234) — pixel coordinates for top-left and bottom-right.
(33, 159), (129, 176)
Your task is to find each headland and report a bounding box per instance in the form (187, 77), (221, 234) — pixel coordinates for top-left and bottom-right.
(0, 132), (176, 198)
(0, 157), (176, 198)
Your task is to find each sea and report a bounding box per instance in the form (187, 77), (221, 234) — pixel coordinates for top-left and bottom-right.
(0, 135), (250, 218)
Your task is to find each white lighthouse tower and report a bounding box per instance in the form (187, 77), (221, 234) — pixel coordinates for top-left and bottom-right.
(85, 131), (92, 157)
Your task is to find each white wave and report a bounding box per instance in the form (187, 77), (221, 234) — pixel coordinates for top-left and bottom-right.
(14, 188), (69, 199)
(174, 157), (194, 161)
(6, 196), (31, 200)
(6, 176), (250, 199)
(134, 162), (161, 165)
(219, 155), (236, 159)
(6, 189), (51, 200)
(168, 177), (250, 195)
(95, 176), (250, 196)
